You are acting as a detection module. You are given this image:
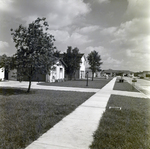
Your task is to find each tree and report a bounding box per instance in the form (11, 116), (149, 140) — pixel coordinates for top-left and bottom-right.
(53, 50), (61, 58)
(11, 17), (56, 92)
(87, 50), (102, 81)
(0, 54), (15, 79)
(63, 46), (82, 80)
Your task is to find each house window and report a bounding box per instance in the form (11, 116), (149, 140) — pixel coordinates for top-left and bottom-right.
(60, 68), (63, 72)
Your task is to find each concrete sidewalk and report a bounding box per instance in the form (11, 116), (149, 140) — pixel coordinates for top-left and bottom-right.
(0, 81), (99, 93)
(25, 77), (148, 149)
(26, 78), (117, 149)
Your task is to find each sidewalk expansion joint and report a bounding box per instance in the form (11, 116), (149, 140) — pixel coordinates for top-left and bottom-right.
(81, 105), (106, 109)
(34, 142), (76, 149)
(65, 117), (101, 122)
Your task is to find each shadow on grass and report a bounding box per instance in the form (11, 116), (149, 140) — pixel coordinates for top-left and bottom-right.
(0, 87), (36, 95)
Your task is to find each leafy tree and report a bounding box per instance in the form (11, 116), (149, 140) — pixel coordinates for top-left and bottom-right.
(0, 54), (15, 79)
(11, 17), (56, 92)
(63, 46), (81, 80)
(53, 50), (61, 58)
(87, 50), (102, 81)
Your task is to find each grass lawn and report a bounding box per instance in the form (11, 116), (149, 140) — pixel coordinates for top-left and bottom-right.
(113, 80), (139, 92)
(90, 95), (150, 149)
(37, 78), (112, 89)
(0, 88), (94, 149)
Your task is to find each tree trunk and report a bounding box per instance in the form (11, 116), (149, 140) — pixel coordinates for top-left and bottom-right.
(92, 72), (94, 81)
(27, 77), (32, 93)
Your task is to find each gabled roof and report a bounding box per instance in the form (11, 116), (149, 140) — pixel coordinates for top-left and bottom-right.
(53, 57), (67, 67)
(60, 53), (85, 59)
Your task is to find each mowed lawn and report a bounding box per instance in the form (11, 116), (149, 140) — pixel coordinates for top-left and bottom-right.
(0, 88), (94, 149)
(38, 78), (112, 89)
(113, 79), (138, 92)
(90, 81), (150, 149)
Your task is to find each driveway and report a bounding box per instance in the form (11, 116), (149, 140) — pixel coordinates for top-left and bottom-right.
(124, 77), (150, 98)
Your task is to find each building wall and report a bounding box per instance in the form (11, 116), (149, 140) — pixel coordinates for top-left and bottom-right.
(46, 62), (65, 82)
(0, 68), (4, 80)
(79, 56), (86, 79)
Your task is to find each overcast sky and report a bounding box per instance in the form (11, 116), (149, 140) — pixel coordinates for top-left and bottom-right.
(0, 0), (150, 71)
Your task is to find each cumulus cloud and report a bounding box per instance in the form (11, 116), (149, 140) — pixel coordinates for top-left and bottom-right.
(105, 0), (150, 70)
(1, 0), (91, 29)
(0, 0), (14, 11)
(85, 46), (124, 70)
(20, 0), (91, 29)
(100, 26), (117, 35)
(49, 30), (92, 48)
(126, 0), (149, 18)
(0, 41), (9, 48)
(76, 25), (100, 34)
(70, 32), (92, 45)
(49, 30), (70, 43)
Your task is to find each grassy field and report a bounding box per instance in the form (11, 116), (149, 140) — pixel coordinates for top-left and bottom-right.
(38, 78), (112, 89)
(0, 88), (94, 149)
(113, 80), (138, 92)
(90, 95), (150, 149)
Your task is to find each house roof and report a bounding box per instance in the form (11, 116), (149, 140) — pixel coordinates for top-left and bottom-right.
(54, 57), (67, 67)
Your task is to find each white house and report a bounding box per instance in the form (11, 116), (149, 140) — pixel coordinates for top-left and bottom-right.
(0, 59), (66, 82)
(79, 54), (86, 79)
(74, 54), (87, 79)
(46, 59), (66, 82)
(0, 68), (5, 81)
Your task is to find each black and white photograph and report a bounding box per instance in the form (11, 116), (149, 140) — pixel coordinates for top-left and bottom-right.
(0, 0), (150, 148)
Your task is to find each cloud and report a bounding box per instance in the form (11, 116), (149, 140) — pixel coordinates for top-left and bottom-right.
(85, 46), (105, 54)
(0, 41), (9, 48)
(1, 0), (91, 29)
(100, 26), (117, 35)
(97, 0), (110, 4)
(19, 0), (91, 29)
(126, 0), (149, 18)
(0, 0), (14, 11)
(85, 46), (124, 70)
(76, 25), (100, 34)
(70, 32), (92, 45)
(105, 0), (150, 71)
(49, 30), (70, 43)
(0, 41), (10, 55)
(49, 30), (92, 47)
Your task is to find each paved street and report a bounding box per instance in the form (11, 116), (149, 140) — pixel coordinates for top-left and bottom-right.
(124, 77), (150, 98)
